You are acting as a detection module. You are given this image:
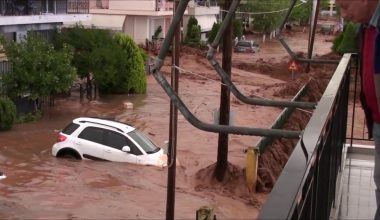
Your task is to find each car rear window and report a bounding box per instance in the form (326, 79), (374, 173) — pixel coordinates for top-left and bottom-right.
(62, 122), (80, 135)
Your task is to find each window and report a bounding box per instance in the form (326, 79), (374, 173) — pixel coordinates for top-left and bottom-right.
(127, 130), (159, 154)
(104, 131), (127, 150)
(124, 138), (143, 155)
(78, 127), (105, 145)
(62, 123), (80, 135)
(96, 0), (102, 8)
(104, 130), (143, 155)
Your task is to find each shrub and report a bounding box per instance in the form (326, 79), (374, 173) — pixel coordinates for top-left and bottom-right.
(233, 19), (243, 39)
(153, 26), (162, 40)
(92, 33), (146, 94)
(332, 32), (344, 53)
(0, 97), (16, 131)
(208, 22), (221, 44)
(1, 34), (76, 100)
(333, 22), (358, 54)
(185, 16), (201, 47)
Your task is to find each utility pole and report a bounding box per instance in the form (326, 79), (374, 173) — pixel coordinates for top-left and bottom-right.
(306, 0), (320, 73)
(216, 0), (232, 181)
(165, 0), (180, 219)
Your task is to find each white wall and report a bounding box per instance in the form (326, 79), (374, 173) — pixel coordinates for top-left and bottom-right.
(109, 0), (156, 11)
(134, 16), (149, 42)
(124, 16), (149, 44)
(85, 14), (125, 30)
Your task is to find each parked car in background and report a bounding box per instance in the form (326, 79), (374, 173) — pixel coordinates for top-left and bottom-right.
(52, 117), (167, 167)
(234, 40), (259, 53)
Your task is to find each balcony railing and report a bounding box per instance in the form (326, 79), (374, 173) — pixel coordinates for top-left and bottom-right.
(156, 0), (173, 11)
(0, 0), (89, 16)
(194, 0), (218, 7)
(258, 54), (354, 219)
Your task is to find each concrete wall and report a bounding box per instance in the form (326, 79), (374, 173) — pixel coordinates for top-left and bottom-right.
(109, 0), (156, 11)
(124, 15), (149, 44)
(86, 14), (125, 30)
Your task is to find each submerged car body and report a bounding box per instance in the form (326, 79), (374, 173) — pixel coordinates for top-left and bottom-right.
(52, 117), (167, 167)
(234, 40), (259, 53)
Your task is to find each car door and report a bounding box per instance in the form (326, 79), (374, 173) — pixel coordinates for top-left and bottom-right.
(77, 127), (106, 160)
(101, 130), (141, 164)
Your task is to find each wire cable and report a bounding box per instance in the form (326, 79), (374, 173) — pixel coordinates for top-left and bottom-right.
(220, 1), (307, 15)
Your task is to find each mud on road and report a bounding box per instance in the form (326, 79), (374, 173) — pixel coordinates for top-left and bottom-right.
(0, 31), (339, 219)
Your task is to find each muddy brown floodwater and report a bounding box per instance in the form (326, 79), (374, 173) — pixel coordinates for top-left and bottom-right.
(0, 30), (340, 219)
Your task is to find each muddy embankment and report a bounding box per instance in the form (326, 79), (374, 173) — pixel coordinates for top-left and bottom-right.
(193, 53), (341, 204)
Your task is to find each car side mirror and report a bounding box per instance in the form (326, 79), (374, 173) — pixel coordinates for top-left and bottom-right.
(122, 146), (131, 153)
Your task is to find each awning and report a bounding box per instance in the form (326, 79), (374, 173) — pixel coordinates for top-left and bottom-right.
(195, 15), (217, 32)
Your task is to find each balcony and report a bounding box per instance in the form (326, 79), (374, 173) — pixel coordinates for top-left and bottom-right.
(90, 0), (172, 12)
(0, 0), (89, 16)
(187, 0), (219, 15)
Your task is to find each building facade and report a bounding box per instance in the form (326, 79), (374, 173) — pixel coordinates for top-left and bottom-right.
(88, 0), (219, 44)
(0, 0), (91, 42)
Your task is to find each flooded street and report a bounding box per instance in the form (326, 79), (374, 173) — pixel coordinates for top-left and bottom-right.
(0, 31), (336, 219)
(0, 85), (172, 219)
(0, 73), (263, 219)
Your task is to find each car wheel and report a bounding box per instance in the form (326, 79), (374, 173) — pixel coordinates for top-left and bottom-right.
(57, 149), (81, 160)
(61, 153), (78, 159)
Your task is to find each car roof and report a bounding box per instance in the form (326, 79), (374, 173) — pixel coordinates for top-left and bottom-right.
(73, 117), (135, 133)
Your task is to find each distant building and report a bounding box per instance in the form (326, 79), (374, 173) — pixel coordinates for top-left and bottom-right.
(0, 0), (91, 42)
(183, 0), (219, 42)
(87, 0), (220, 44)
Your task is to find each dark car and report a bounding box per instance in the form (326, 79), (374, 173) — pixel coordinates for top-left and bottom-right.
(234, 40), (259, 53)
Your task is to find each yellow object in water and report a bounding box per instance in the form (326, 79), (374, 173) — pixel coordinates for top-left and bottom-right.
(246, 147), (258, 194)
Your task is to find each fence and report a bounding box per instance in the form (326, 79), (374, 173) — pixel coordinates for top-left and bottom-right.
(0, 60), (10, 77)
(258, 54), (354, 219)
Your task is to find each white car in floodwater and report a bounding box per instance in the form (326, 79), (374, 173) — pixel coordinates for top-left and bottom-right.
(52, 117), (167, 167)
(0, 172), (6, 180)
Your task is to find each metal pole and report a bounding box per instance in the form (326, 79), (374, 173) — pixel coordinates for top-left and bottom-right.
(166, 0), (180, 219)
(279, 37), (339, 64)
(306, 0), (321, 73)
(278, 0), (298, 34)
(153, 0), (190, 71)
(216, 0), (232, 182)
(206, 0), (317, 109)
(151, 0), (302, 138)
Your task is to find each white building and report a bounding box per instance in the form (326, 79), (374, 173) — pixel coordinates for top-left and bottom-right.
(0, 0), (91, 42)
(183, 0), (219, 42)
(87, 0), (219, 44)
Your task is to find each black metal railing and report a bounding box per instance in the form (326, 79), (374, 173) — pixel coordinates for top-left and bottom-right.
(67, 0), (89, 14)
(258, 54), (354, 219)
(0, 60), (11, 77)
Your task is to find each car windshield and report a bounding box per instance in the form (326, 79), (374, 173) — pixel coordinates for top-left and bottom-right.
(127, 130), (160, 154)
(237, 41), (251, 47)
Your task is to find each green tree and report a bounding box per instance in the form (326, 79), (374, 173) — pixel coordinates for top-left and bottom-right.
(289, 0), (311, 25)
(208, 22), (221, 44)
(54, 26), (146, 94)
(1, 35), (76, 100)
(53, 25), (114, 79)
(233, 19), (243, 38)
(0, 96), (16, 131)
(248, 0), (288, 33)
(334, 22), (358, 54)
(113, 34), (146, 94)
(185, 16), (201, 47)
